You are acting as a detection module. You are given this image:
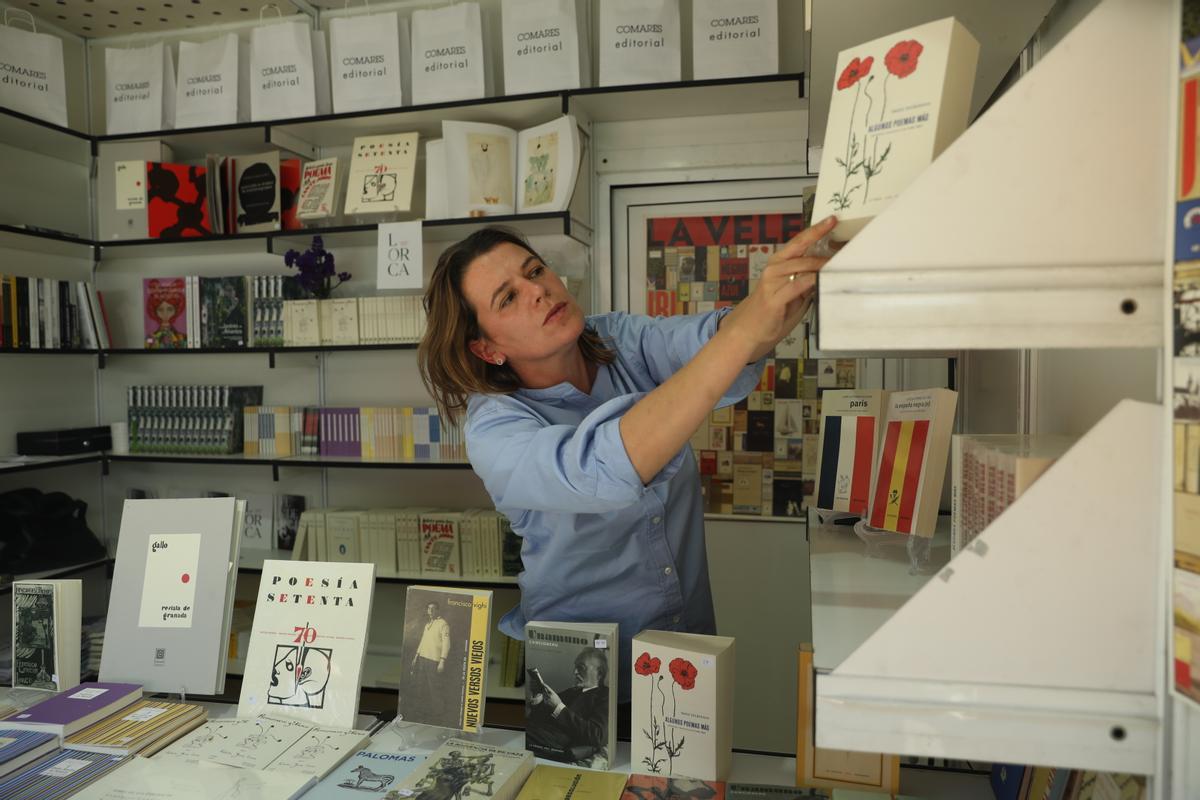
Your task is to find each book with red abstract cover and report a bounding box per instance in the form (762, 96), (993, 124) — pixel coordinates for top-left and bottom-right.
(281, 158), (303, 230)
(142, 277), (188, 349)
(146, 162), (212, 238)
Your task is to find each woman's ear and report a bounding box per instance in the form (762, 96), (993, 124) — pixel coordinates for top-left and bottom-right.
(468, 338), (504, 366)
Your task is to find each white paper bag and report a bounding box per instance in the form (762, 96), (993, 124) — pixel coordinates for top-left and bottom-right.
(692, 0), (779, 79)
(410, 2), (487, 105)
(312, 28), (332, 116)
(598, 0), (681, 86)
(500, 0), (584, 94)
(0, 12), (68, 127)
(329, 11), (403, 113)
(105, 42), (176, 135)
(250, 18), (316, 121)
(176, 34), (242, 127)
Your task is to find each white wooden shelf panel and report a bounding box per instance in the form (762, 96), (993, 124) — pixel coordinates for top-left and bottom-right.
(818, 0), (1171, 351)
(815, 399), (1164, 774)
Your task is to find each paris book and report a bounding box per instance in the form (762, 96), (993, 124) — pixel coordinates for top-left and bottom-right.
(812, 390), (889, 516)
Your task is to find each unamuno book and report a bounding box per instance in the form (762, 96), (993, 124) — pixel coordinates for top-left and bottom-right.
(390, 738), (534, 800)
(813, 390), (888, 516)
(100, 497), (243, 695)
(524, 620), (618, 770)
(13, 579), (81, 692)
(865, 388), (958, 537)
(397, 585), (493, 733)
(237, 560), (376, 729)
(343, 133), (419, 216)
(630, 630), (735, 781)
(813, 17), (980, 240)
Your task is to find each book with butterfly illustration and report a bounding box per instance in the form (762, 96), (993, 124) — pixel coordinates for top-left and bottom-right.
(443, 115), (583, 218)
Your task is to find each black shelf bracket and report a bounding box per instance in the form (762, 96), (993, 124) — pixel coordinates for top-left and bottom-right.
(97, 351), (106, 369)
(101, 456), (110, 476)
(268, 351), (276, 370)
(272, 463), (280, 482)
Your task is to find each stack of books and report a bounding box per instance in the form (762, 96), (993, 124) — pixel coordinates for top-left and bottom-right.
(283, 295), (427, 347)
(126, 384), (263, 455)
(243, 405), (464, 461)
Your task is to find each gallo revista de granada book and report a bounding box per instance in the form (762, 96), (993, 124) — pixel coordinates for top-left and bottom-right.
(630, 630), (735, 781)
(813, 17), (980, 241)
(237, 560), (376, 729)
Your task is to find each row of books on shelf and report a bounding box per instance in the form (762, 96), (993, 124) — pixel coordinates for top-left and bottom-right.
(126, 384), (263, 455)
(289, 507), (521, 581)
(243, 405), (464, 462)
(0, 277), (113, 351)
(101, 115), (581, 242)
(144, 276), (428, 350)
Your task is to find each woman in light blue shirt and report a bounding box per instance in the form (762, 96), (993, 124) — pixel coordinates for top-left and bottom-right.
(418, 219), (835, 702)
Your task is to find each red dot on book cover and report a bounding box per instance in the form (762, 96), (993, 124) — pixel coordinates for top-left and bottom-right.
(181, 573), (190, 584)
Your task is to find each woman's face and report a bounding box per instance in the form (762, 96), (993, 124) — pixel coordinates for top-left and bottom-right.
(461, 242), (583, 366)
(155, 300), (176, 323)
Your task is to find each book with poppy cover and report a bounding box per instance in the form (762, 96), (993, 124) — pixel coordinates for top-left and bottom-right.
(812, 17), (980, 240)
(620, 774), (726, 800)
(142, 277), (188, 350)
(523, 621), (618, 769)
(146, 162), (213, 238)
(865, 388), (957, 537)
(630, 630), (735, 781)
(813, 390), (889, 516)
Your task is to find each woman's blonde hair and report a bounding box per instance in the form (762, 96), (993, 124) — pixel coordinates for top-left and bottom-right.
(418, 226), (614, 425)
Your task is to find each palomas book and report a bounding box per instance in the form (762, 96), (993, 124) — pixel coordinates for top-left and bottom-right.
(813, 17), (980, 240)
(813, 390), (888, 516)
(396, 585), (493, 734)
(630, 630), (735, 781)
(238, 560), (376, 729)
(866, 388), (958, 537)
(524, 620), (618, 769)
(100, 497), (243, 695)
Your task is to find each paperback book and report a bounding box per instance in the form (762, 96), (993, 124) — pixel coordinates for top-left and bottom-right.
(0, 729), (59, 779)
(397, 585), (493, 733)
(297, 158), (340, 222)
(237, 560), (376, 729)
(0, 748), (127, 800)
(304, 721), (447, 799)
(813, 390), (888, 516)
(4, 682), (143, 737)
(343, 133), (419, 216)
(146, 162), (213, 238)
(389, 738), (534, 800)
(630, 630), (735, 781)
(199, 276), (248, 348)
(524, 620), (618, 769)
(865, 388), (958, 537)
(68, 755), (315, 800)
(812, 17), (980, 240)
(64, 699), (206, 756)
(621, 776), (727, 800)
(233, 151), (282, 233)
(12, 579), (81, 692)
(518, 765), (628, 800)
(100, 497), (244, 695)
(142, 278), (188, 350)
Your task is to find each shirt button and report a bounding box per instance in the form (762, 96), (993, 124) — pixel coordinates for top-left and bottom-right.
(652, 516), (662, 525)
(663, 567), (673, 575)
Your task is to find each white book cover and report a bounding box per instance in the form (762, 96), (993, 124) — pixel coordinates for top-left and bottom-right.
(209, 716), (312, 770)
(443, 120), (517, 217)
(69, 754), (313, 800)
(297, 157), (339, 221)
(12, 579), (81, 692)
(516, 115), (582, 214)
(100, 498), (242, 695)
(392, 738), (534, 800)
(304, 721), (447, 799)
(813, 17), (980, 241)
(266, 726), (371, 779)
(237, 560), (376, 729)
(397, 586), (493, 733)
(157, 717), (245, 761)
(630, 630), (735, 781)
(343, 133), (419, 216)
(424, 140), (449, 219)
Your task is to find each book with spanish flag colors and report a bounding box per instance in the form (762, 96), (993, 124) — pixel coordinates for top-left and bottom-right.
(866, 388), (958, 537)
(396, 586), (493, 734)
(813, 390), (889, 516)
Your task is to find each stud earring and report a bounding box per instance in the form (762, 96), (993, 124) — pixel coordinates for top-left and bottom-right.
(495, 356), (505, 366)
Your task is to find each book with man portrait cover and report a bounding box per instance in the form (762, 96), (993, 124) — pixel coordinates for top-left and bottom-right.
(237, 560), (376, 730)
(524, 620), (618, 769)
(396, 586), (493, 734)
(812, 17), (980, 240)
(630, 630), (735, 781)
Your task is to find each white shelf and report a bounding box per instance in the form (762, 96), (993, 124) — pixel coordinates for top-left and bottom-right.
(817, 0), (1170, 351)
(815, 399), (1163, 774)
(236, 550), (519, 587)
(567, 74), (804, 124)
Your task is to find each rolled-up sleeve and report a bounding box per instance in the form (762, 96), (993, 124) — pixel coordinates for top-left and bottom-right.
(610, 308), (765, 408)
(467, 394), (688, 515)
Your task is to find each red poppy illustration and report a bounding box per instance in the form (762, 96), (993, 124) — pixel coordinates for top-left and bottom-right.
(669, 658), (698, 690)
(884, 39), (923, 78)
(836, 56), (873, 90)
(635, 652), (661, 676)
